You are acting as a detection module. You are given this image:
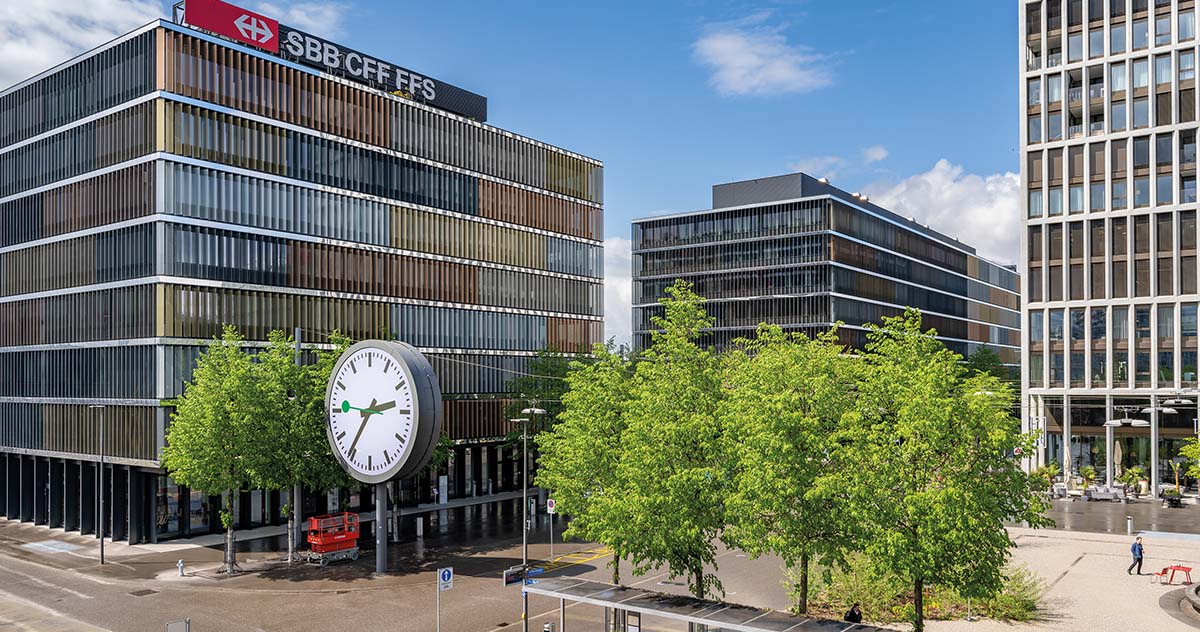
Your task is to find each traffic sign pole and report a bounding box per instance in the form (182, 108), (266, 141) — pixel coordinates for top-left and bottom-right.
(437, 567), (453, 632)
(547, 498), (556, 560)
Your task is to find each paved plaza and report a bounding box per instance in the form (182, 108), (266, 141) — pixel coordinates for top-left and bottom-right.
(0, 498), (1198, 631)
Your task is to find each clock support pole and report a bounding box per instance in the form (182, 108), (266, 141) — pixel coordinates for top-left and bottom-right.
(375, 482), (387, 573)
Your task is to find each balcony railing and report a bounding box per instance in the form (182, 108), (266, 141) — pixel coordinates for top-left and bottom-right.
(1048, 53), (1063, 67)
(1089, 85), (1105, 99)
(1090, 121), (1106, 133)
(1028, 56), (1043, 71)
(1183, 147), (1197, 164)
(1068, 87), (1083, 103)
(1069, 125), (1084, 138)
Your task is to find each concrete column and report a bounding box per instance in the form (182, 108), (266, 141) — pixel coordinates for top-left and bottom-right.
(5, 453), (17, 519)
(79, 462), (95, 536)
(1150, 395), (1160, 495)
(33, 457), (48, 525)
(112, 466), (128, 541)
(1105, 424), (1115, 488)
(49, 460), (64, 528)
(20, 456), (33, 522)
(64, 461), (79, 532)
(1062, 395), (1072, 482)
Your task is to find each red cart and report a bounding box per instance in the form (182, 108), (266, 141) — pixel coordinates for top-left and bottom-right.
(306, 513), (360, 567)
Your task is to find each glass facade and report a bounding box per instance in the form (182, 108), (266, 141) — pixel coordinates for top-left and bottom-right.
(0, 22), (602, 541)
(632, 174), (1020, 364)
(1022, 1), (1200, 494)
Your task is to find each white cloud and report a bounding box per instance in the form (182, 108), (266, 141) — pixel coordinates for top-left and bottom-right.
(603, 237), (633, 350)
(862, 145), (888, 165)
(863, 160), (1021, 265)
(788, 155), (844, 180)
(693, 12), (831, 96)
(252, 1), (349, 39)
(0, 0), (159, 91)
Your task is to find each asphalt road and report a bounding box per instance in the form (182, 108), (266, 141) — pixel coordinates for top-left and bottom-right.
(0, 500), (794, 632)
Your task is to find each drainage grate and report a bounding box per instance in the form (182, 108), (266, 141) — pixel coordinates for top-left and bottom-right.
(129, 589), (158, 597)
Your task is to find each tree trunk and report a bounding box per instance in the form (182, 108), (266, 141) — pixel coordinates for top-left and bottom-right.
(913, 576), (924, 632)
(610, 555), (621, 585)
(693, 565), (704, 600)
(798, 552), (810, 614)
(223, 491), (238, 574)
(285, 486), (295, 565)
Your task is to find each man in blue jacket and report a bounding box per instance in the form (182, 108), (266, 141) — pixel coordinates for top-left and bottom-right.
(1127, 536), (1144, 575)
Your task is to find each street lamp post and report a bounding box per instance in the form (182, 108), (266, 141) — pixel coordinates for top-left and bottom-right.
(515, 407), (545, 632)
(88, 404), (106, 565)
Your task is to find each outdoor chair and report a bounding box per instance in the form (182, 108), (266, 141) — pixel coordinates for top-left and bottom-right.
(1151, 568), (1170, 584)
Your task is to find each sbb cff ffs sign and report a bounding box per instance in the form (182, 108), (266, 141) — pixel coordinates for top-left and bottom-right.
(185, 0), (278, 52)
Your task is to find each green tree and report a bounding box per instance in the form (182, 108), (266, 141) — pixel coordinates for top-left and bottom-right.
(964, 345), (1009, 381)
(162, 326), (258, 573)
(504, 347), (573, 432)
(1181, 438), (1200, 482)
(602, 280), (726, 599)
(536, 342), (633, 584)
(248, 330), (351, 564)
(721, 324), (863, 613)
(849, 309), (1050, 632)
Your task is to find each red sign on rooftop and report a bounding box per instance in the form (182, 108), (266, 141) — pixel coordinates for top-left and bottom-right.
(185, 0), (279, 53)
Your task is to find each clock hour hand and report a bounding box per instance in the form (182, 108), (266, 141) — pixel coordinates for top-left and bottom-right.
(348, 399), (377, 457)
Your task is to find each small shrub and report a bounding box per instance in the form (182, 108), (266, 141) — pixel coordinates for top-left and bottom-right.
(980, 564), (1044, 622)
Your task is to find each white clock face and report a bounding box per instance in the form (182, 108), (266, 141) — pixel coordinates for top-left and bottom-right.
(327, 347), (415, 478)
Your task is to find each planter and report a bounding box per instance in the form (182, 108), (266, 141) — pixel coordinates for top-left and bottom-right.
(1164, 496), (1184, 509)
(1139, 480), (1150, 495)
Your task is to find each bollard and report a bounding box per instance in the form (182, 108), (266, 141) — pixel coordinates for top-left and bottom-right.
(177, 559), (185, 577)
(416, 516), (424, 539)
(543, 623), (555, 632)
(1126, 515), (1133, 535)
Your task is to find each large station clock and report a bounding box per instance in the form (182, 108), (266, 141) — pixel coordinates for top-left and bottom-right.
(325, 341), (443, 484)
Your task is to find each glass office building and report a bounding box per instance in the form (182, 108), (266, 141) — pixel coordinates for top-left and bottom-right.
(632, 173), (1020, 362)
(0, 15), (602, 541)
(1021, 0), (1200, 493)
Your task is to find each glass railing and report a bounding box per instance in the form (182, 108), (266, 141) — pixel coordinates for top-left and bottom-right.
(1184, 147), (1197, 163)
(1028, 56), (1043, 71)
(1048, 53), (1063, 67)
(1089, 85), (1105, 99)
(1069, 125), (1083, 138)
(1090, 121), (1106, 133)
(1183, 185), (1198, 204)
(1069, 87), (1083, 102)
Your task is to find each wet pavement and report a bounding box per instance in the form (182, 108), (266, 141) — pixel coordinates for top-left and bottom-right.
(1041, 497), (1200, 536)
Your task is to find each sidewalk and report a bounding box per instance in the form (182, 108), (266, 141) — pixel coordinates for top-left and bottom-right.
(118, 488), (536, 554)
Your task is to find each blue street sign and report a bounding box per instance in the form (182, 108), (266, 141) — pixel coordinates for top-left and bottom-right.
(526, 566), (545, 577)
(526, 579), (540, 585)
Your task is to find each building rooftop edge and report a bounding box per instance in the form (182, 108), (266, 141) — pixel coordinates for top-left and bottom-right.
(0, 19), (604, 168)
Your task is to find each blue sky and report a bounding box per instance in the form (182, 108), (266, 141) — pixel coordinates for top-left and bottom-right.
(0, 0), (1026, 346)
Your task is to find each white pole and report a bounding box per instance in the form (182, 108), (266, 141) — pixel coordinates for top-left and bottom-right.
(436, 578), (441, 632)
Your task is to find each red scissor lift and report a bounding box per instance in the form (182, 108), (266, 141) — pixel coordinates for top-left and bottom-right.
(306, 512), (360, 567)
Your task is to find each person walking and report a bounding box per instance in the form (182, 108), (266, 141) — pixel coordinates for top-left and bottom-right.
(1127, 536), (1144, 575)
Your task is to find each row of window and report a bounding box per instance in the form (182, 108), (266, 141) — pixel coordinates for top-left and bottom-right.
(835, 327), (1019, 365)
(829, 237), (1021, 311)
(0, 285), (155, 347)
(158, 161), (599, 274)
(634, 234), (827, 277)
(0, 404), (158, 461)
(633, 200), (829, 250)
(1028, 134), (1200, 217)
(830, 203), (1018, 292)
(161, 29), (601, 202)
(831, 267), (1020, 330)
(0, 101), (155, 198)
(1029, 303), (1200, 388)
(158, 283), (601, 348)
(634, 265), (829, 304)
(1, 222), (601, 315)
(168, 224), (600, 315)
(1028, 212), (1200, 302)
(1026, 3), (1190, 70)
(0, 346), (154, 398)
(0, 163), (154, 248)
(635, 295), (831, 331)
(0, 32), (155, 147)
(391, 305), (599, 353)
(161, 100), (602, 239)
(832, 297), (1019, 349)
(0, 223), (155, 296)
